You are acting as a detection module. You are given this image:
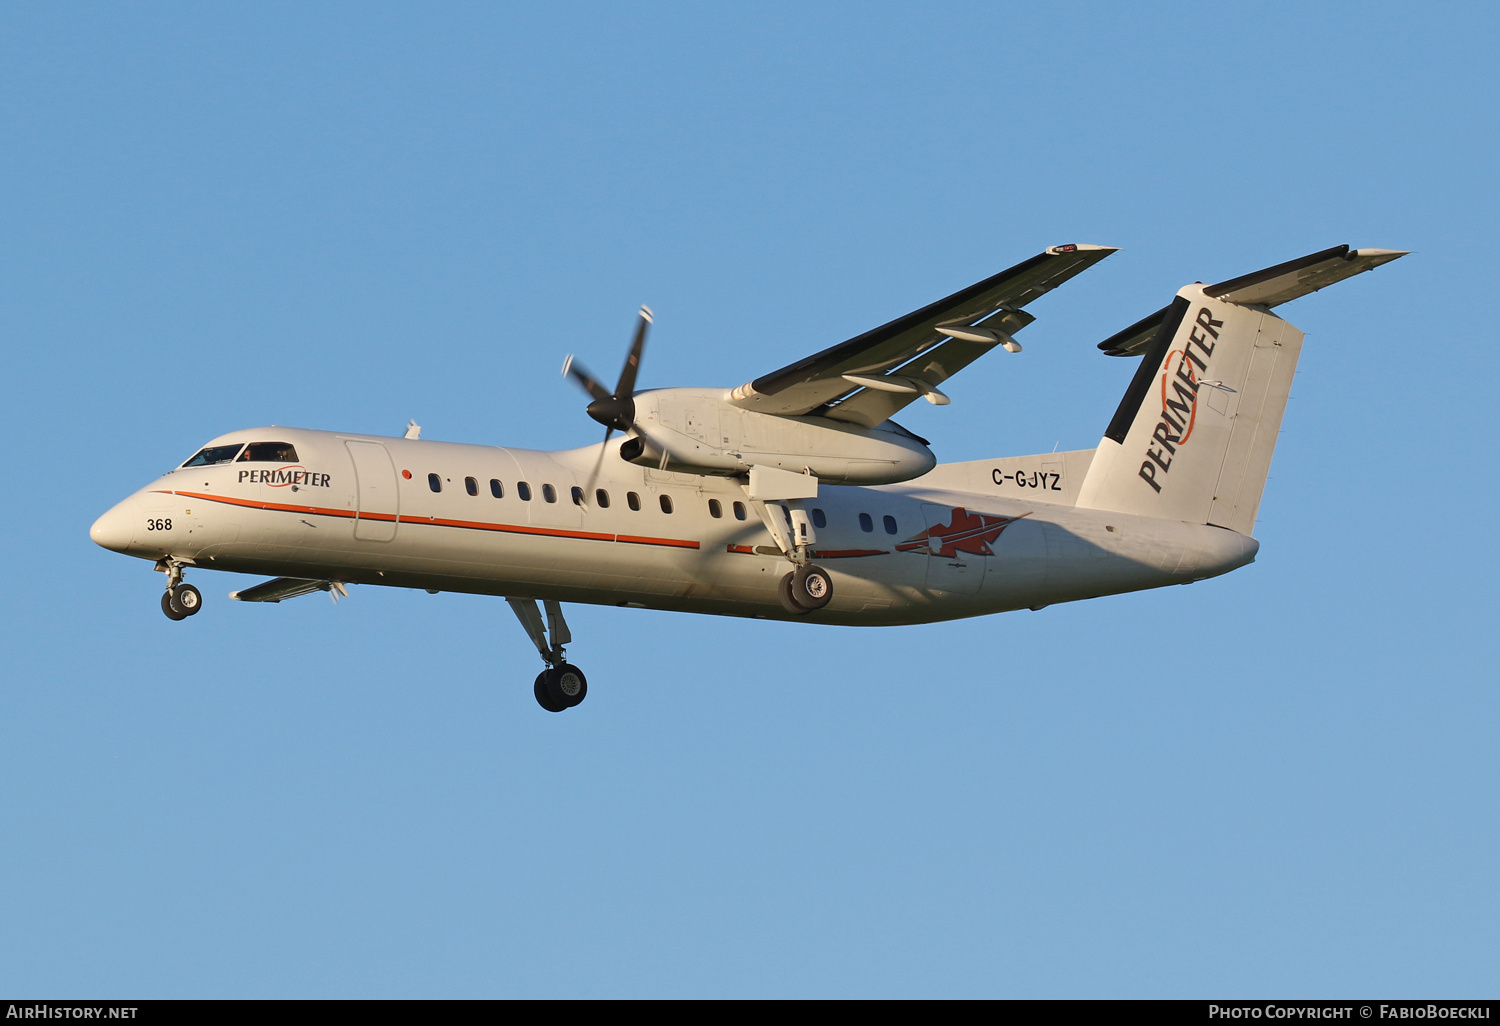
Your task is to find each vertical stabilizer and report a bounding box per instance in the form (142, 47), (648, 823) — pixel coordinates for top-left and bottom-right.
(1076, 285), (1302, 535)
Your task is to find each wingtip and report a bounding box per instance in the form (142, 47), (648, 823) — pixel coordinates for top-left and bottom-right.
(1048, 243), (1118, 255)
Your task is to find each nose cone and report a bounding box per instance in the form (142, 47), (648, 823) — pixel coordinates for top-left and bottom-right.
(90, 497), (138, 553)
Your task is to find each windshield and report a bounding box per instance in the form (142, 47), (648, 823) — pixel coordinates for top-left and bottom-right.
(181, 443), (245, 468)
(236, 442), (299, 463)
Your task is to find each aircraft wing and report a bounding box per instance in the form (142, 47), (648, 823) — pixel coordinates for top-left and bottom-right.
(229, 577), (348, 603)
(727, 244), (1116, 423)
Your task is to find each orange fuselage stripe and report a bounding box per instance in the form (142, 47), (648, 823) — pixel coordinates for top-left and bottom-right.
(159, 490), (701, 550)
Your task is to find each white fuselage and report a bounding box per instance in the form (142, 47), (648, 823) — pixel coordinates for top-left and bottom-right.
(91, 425), (1258, 626)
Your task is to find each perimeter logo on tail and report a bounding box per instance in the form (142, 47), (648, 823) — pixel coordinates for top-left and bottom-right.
(895, 508), (1029, 558)
(1140, 306), (1222, 493)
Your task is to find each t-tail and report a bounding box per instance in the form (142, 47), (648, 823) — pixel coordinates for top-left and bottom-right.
(1076, 245), (1406, 535)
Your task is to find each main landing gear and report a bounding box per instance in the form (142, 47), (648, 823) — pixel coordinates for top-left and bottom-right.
(778, 563), (833, 616)
(746, 494), (835, 617)
(508, 598), (588, 713)
(155, 559), (203, 621)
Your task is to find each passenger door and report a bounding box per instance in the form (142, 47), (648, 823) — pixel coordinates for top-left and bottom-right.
(345, 440), (400, 541)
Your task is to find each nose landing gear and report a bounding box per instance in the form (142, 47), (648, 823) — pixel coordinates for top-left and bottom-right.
(509, 598), (588, 712)
(160, 584), (202, 620)
(155, 559), (203, 620)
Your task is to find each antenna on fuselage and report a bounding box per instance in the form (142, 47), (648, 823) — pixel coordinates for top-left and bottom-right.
(404, 420), (421, 440)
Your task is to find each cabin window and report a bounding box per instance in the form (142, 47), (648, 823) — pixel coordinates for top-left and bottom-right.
(571, 486), (585, 506)
(490, 479), (504, 498)
(708, 499), (722, 518)
(595, 489), (610, 508)
(237, 442), (299, 463)
(811, 508), (827, 529)
(883, 515), (898, 535)
(542, 484), (557, 503)
(659, 494), (673, 514)
(517, 482), (532, 501)
(858, 512), (873, 533)
(627, 491), (641, 511)
(733, 501), (747, 521)
(465, 476), (478, 496)
(428, 473), (442, 493)
(182, 443), (244, 468)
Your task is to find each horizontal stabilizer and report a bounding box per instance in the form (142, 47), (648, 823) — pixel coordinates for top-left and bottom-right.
(1099, 246), (1407, 356)
(229, 577), (348, 603)
(1205, 244), (1407, 307)
(1098, 303), (1174, 357)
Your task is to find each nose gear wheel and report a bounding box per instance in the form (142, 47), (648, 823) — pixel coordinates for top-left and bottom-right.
(157, 560), (203, 620)
(161, 591), (188, 620)
(171, 583), (202, 616)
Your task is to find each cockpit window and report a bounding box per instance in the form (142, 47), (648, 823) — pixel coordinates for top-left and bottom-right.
(181, 444), (245, 468)
(237, 442), (299, 463)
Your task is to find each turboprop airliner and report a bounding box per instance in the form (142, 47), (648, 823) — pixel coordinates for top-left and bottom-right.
(91, 243), (1405, 711)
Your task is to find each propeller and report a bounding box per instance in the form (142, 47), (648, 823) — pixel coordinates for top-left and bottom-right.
(563, 305), (655, 493)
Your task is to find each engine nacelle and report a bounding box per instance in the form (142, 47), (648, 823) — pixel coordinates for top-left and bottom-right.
(624, 388), (936, 485)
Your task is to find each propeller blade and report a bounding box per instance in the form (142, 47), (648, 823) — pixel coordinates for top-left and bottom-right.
(571, 304), (653, 437)
(582, 427), (614, 496)
(562, 355), (612, 403)
(614, 305), (652, 399)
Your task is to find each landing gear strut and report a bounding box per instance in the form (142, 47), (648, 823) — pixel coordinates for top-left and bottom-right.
(509, 598), (587, 712)
(749, 498), (834, 616)
(155, 559), (202, 620)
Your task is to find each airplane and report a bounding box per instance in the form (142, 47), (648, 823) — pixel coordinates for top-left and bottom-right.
(90, 242), (1406, 712)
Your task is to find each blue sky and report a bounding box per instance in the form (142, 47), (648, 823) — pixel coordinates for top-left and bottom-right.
(2, 2), (1496, 997)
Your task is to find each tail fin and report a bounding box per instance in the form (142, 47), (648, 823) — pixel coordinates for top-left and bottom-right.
(1076, 246), (1405, 534)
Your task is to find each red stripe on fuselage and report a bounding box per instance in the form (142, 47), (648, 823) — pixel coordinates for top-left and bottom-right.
(158, 490), (701, 550)
(615, 533), (700, 550)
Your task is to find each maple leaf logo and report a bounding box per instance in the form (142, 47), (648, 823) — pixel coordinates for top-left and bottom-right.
(894, 507), (1029, 559)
